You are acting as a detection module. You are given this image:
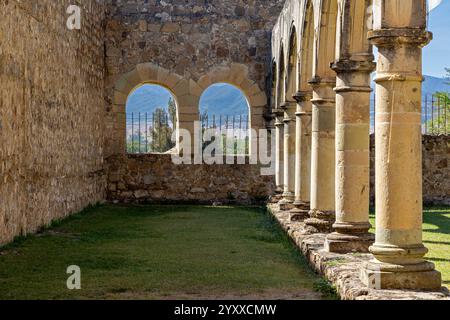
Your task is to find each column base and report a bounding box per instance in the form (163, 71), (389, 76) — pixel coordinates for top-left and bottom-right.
(325, 222), (374, 253)
(325, 232), (375, 253)
(289, 209), (309, 222)
(289, 201), (310, 222)
(275, 187), (284, 194)
(360, 260), (442, 291)
(304, 209), (335, 234)
(279, 192), (295, 211)
(293, 200), (310, 210)
(269, 194), (284, 204)
(279, 201), (295, 211)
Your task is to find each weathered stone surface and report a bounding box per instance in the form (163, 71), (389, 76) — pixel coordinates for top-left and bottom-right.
(106, 154), (275, 205)
(268, 204), (450, 301)
(0, 0), (106, 245)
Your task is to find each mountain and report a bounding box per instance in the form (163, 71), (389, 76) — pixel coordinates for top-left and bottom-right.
(126, 85), (173, 114)
(126, 83), (249, 116)
(423, 75), (449, 96)
(199, 83), (248, 116)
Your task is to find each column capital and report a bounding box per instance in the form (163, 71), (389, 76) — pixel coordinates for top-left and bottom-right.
(272, 108), (284, 117)
(368, 29), (432, 48)
(308, 76), (336, 88)
(331, 59), (376, 74)
(293, 90), (313, 103)
(295, 111), (312, 117)
(279, 101), (296, 110)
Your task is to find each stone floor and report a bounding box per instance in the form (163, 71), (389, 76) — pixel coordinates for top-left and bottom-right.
(268, 204), (450, 300)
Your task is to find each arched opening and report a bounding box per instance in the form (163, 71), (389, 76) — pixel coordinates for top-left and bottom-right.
(271, 61), (278, 110)
(199, 83), (250, 155)
(277, 46), (286, 107)
(313, 0), (338, 80)
(286, 26), (298, 101)
(126, 84), (178, 154)
(300, 2), (314, 90)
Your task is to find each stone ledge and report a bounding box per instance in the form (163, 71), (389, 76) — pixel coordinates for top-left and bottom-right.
(268, 204), (450, 301)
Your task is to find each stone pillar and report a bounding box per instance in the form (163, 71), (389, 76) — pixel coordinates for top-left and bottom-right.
(304, 78), (336, 233)
(274, 110), (285, 194)
(279, 102), (296, 210)
(325, 59), (376, 253)
(290, 91), (313, 221)
(361, 0), (441, 290)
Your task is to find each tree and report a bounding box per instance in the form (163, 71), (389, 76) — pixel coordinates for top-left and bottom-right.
(168, 98), (177, 127)
(150, 107), (176, 153)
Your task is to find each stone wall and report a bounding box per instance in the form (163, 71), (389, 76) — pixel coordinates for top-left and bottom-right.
(370, 135), (450, 206)
(103, 0), (285, 157)
(0, 0), (106, 245)
(106, 154), (275, 205)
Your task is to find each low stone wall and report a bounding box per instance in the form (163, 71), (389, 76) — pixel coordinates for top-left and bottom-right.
(106, 154), (275, 205)
(268, 204), (450, 300)
(370, 135), (450, 206)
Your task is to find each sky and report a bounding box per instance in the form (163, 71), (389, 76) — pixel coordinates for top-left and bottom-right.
(423, 0), (450, 77)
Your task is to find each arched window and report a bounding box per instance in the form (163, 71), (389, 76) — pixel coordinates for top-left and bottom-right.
(126, 84), (178, 154)
(199, 83), (250, 155)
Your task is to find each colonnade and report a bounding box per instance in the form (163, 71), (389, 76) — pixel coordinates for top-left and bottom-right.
(271, 0), (442, 290)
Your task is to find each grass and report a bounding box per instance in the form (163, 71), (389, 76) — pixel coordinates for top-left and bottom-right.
(0, 205), (335, 300)
(370, 206), (450, 289)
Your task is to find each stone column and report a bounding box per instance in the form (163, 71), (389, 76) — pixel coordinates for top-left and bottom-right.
(279, 102), (296, 210)
(290, 91), (313, 221)
(325, 59), (376, 253)
(304, 78), (336, 233)
(274, 109), (285, 195)
(361, 0), (441, 290)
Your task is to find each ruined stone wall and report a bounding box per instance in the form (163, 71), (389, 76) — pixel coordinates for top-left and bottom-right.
(0, 0), (106, 245)
(104, 0), (286, 156)
(106, 155), (275, 205)
(370, 135), (450, 206)
(103, 0), (285, 205)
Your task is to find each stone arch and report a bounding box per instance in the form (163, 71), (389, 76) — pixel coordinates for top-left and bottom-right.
(313, 0), (338, 81)
(270, 60), (278, 110)
(335, 0), (374, 61)
(277, 46), (286, 107)
(286, 24), (298, 102)
(299, 1), (315, 91)
(109, 63), (201, 156)
(197, 63), (268, 154)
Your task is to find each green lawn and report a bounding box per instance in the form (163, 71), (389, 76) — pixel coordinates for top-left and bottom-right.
(370, 207), (450, 289)
(0, 205), (331, 300)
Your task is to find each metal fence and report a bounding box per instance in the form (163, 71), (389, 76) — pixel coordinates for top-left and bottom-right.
(200, 114), (250, 155)
(126, 112), (176, 154)
(370, 93), (449, 135)
(126, 113), (251, 154)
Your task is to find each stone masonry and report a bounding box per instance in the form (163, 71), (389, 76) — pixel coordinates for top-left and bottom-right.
(0, 0), (106, 245)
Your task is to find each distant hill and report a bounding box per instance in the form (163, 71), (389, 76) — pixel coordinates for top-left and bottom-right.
(199, 83), (248, 116)
(126, 83), (249, 116)
(423, 75), (449, 96)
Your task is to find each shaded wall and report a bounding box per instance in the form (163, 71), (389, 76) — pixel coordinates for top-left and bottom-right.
(106, 155), (275, 205)
(0, 0), (106, 244)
